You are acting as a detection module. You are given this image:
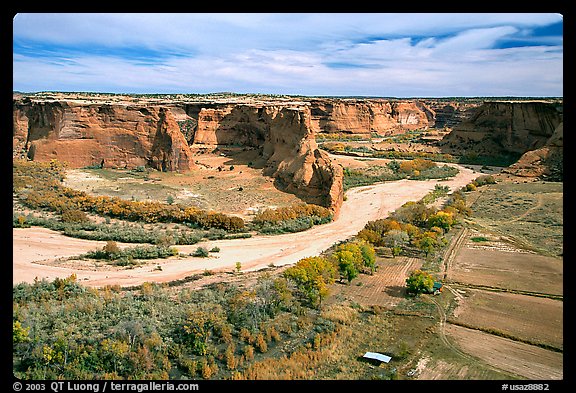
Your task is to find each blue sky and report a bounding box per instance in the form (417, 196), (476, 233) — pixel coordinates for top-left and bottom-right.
(12, 13), (563, 97)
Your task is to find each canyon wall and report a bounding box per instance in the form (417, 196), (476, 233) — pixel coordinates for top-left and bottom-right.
(13, 97), (343, 212)
(503, 122), (563, 180)
(308, 99), (437, 135)
(13, 94), (563, 215)
(438, 100), (563, 179)
(13, 99), (196, 172)
(178, 102), (344, 209)
(438, 101), (562, 154)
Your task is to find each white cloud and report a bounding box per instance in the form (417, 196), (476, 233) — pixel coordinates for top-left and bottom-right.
(12, 13), (563, 96)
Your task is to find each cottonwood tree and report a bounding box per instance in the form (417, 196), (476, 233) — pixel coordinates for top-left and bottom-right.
(283, 256), (336, 308)
(406, 270), (435, 295)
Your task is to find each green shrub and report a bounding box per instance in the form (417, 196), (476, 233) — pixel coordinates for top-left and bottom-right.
(192, 247), (209, 258)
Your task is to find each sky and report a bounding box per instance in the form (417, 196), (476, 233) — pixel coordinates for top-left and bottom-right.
(12, 13), (563, 97)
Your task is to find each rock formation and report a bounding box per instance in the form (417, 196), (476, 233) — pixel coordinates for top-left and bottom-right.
(13, 99), (196, 171)
(309, 99), (436, 135)
(13, 95), (343, 213)
(438, 101), (562, 154)
(438, 100), (563, 179)
(423, 100), (481, 129)
(180, 102), (343, 210)
(503, 122), (563, 180)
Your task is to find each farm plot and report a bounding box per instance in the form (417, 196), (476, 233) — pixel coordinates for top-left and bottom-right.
(449, 289), (563, 350)
(444, 324), (563, 380)
(448, 231), (563, 296)
(326, 256), (423, 308)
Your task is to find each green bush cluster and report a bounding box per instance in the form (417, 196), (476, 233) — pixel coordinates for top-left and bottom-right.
(13, 273), (298, 379)
(283, 240), (376, 306)
(13, 213), (203, 245)
(357, 176), (492, 258)
(82, 243), (179, 261)
(343, 159), (458, 191)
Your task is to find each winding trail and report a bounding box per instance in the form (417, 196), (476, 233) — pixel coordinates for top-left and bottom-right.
(13, 164), (480, 287)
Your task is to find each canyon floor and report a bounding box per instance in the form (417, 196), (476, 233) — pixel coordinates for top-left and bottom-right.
(13, 156), (481, 287)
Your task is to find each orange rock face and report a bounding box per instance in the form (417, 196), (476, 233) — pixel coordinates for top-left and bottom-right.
(438, 100), (563, 179)
(309, 99), (435, 135)
(504, 122), (563, 180)
(439, 101), (562, 155)
(13, 96), (344, 213)
(13, 100), (196, 171)
(186, 103), (344, 212)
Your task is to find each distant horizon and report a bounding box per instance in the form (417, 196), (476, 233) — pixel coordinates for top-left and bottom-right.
(12, 90), (564, 100)
(13, 13), (563, 97)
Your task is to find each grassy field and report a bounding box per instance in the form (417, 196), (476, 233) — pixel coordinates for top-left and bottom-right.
(468, 181), (563, 257)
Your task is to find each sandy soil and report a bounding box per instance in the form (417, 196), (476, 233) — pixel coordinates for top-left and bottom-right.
(449, 232), (563, 296)
(450, 290), (563, 349)
(13, 164), (479, 287)
(445, 324), (563, 380)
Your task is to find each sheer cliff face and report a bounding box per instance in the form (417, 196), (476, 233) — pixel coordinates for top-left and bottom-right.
(504, 122), (563, 180)
(438, 101), (563, 179)
(439, 101), (563, 155)
(309, 100), (435, 134)
(13, 100), (196, 172)
(13, 99), (344, 212)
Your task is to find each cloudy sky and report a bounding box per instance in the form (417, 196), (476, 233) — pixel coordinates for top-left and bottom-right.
(12, 13), (563, 97)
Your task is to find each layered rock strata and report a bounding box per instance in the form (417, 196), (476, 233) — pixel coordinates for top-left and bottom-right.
(438, 101), (562, 154)
(13, 97), (343, 213)
(438, 101), (563, 179)
(13, 99), (195, 172)
(309, 99), (436, 135)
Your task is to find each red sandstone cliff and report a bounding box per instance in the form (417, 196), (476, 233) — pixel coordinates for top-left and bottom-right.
(309, 99), (435, 135)
(13, 99), (196, 172)
(182, 103), (343, 211)
(503, 122), (563, 180)
(438, 101), (562, 155)
(13, 97), (343, 213)
(438, 100), (563, 179)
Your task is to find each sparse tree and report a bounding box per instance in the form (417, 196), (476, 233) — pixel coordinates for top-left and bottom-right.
(406, 269), (435, 295)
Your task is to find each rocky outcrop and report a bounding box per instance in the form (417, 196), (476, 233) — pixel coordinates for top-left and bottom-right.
(13, 99), (196, 171)
(438, 101), (563, 179)
(503, 122), (563, 180)
(182, 103), (343, 211)
(423, 101), (481, 129)
(309, 99), (435, 135)
(13, 96), (344, 213)
(438, 101), (562, 155)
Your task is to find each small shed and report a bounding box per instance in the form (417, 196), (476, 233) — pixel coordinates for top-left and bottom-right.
(363, 352), (392, 364)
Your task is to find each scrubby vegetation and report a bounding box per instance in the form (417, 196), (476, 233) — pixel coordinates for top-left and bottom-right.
(343, 158), (459, 190)
(252, 203), (333, 234)
(11, 211), (245, 245)
(356, 176), (493, 260)
(13, 159), (245, 231)
(81, 241), (179, 265)
(12, 269), (355, 380)
(320, 142), (522, 167)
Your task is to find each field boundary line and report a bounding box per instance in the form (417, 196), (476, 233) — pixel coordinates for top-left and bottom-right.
(447, 281), (563, 301)
(445, 319), (563, 353)
(442, 226), (467, 280)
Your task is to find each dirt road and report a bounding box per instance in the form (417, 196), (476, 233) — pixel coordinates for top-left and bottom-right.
(13, 164), (480, 287)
